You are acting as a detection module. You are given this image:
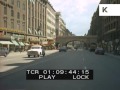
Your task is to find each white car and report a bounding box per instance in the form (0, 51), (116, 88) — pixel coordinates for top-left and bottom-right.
(27, 45), (45, 57)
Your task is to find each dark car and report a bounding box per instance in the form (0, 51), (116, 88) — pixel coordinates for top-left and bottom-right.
(59, 46), (67, 52)
(89, 43), (97, 52)
(95, 47), (105, 55)
(0, 47), (9, 57)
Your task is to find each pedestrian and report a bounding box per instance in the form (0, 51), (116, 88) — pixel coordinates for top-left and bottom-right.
(19, 46), (22, 53)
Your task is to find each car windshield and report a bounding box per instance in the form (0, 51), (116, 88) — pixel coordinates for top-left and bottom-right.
(31, 47), (41, 49)
(97, 47), (103, 50)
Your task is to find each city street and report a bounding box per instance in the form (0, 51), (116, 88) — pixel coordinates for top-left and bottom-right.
(0, 49), (120, 90)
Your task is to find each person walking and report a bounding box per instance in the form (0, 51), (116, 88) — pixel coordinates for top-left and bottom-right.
(19, 45), (22, 53)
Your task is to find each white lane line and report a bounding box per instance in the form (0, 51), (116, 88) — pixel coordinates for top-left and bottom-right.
(83, 57), (87, 70)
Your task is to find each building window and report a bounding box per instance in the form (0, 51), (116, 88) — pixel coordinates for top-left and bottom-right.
(11, 22), (14, 29)
(23, 3), (25, 10)
(4, 19), (7, 28)
(11, 0), (14, 5)
(11, 10), (14, 17)
(28, 18), (30, 27)
(23, 14), (25, 20)
(17, 12), (20, 19)
(4, 6), (7, 15)
(28, 8), (30, 15)
(22, 22), (25, 31)
(17, 21), (20, 30)
(17, 0), (20, 8)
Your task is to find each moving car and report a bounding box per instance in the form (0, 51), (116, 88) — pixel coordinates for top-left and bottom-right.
(89, 43), (97, 52)
(0, 47), (9, 57)
(27, 45), (45, 57)
(95, 47), (105, 55)
(59, 46), (67, 52)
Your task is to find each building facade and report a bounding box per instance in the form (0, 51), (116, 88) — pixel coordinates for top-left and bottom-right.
(26, 0), (48, 46)
(0, 0), (74, 51)
(102, 0), (120, 53)
(0, 0), (26, 51)
(88, 0), (120, 53)
(56, 12), (67, 37)
(46, 1), (56, 49)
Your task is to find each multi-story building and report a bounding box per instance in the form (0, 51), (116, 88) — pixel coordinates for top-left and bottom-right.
(46, 1), (56, 48)
(56, 12), (67, 37)
(88, 7), (103, 43)
(26, 0), (48, 46)
(88, 0), (120, 53)
(0, 0), (74, 51)
(0, 0), (26, 51)
(102, 0), (120, 52)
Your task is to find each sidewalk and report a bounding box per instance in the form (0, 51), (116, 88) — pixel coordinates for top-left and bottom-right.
(0, 50), (58, 74)
(8, 51), (27, 56)
(7, 50), (58, 57)
(105, 52), (120, 60)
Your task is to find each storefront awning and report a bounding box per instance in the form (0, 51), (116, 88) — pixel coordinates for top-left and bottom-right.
(19, 42), (25, 46)
(25, 43), (29, 45)
(11, 40), (19, 46)
(0, 41), (14, 44)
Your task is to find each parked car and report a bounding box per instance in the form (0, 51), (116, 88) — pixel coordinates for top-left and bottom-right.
(27, 45), (45, 57)
(0, 47), (9, 57)
(95, 47), (105, 55)
(59, 46), (67, 52)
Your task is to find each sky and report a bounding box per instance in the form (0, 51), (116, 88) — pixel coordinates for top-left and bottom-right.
(49, 0), (100, 36)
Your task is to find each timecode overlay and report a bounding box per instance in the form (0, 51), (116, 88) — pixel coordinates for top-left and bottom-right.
(26, 69), (93, 80)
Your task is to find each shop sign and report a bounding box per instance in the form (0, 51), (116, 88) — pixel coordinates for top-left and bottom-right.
(12, 34), (24, 39)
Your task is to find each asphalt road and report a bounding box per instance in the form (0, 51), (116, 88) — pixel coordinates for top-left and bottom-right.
(0, 49), (120, 90)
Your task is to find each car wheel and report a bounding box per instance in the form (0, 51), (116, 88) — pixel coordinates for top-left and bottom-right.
(34, 55), (36, 57)
(38, 55), (39, 57)
(42, 53), (45, 57)
(28, 55), (30, 57)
